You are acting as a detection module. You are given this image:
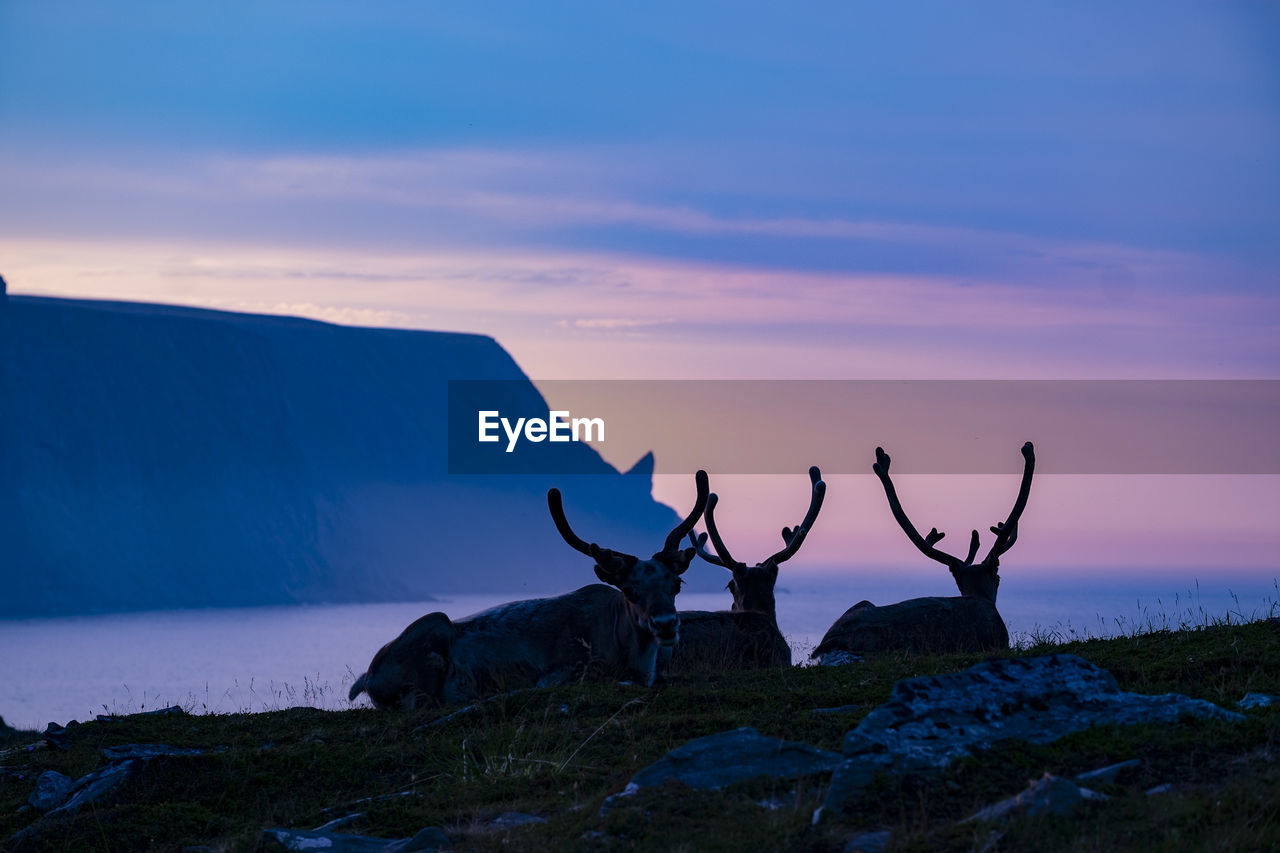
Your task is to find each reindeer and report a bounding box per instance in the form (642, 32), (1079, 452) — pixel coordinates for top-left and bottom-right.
(663, 467), (826, 671)
(812, 442), (1035, 660)
(350, 471), (709, 709)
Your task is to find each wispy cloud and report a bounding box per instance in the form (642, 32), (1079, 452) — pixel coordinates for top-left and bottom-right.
(3, 147), (1266, 298)
(561, 317), (676, 330)
(4, 234), (1276, 380)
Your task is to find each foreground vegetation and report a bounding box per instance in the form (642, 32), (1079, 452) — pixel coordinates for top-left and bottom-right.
(2, 618), (1278, 852)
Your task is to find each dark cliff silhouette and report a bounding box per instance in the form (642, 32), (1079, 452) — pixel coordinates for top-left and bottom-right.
(0, 295), (678, 617)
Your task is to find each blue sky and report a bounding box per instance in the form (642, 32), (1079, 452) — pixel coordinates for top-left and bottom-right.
(4, 2), (1277, 279)
(1, 2), (1277, 575)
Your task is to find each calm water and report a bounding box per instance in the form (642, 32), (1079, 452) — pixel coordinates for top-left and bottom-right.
(2, 578), (1277, 731)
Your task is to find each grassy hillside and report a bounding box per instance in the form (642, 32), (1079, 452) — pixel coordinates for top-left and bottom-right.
(2, 618), (1277, 852)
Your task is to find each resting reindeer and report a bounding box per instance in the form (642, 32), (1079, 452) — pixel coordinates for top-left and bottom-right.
(663, 467), (826, 671)
(812, 442), (1035, 660)
(349, 470), (709, 709)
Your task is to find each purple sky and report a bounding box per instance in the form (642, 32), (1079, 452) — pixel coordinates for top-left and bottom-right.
(1, 2), (1276, 584)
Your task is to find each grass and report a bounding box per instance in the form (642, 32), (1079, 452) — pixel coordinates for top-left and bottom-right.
(1, 613), (1278, 852)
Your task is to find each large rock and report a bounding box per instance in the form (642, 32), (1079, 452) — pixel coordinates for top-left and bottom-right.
(607, 727), (842, 808)
(820, 654), (1242, 818)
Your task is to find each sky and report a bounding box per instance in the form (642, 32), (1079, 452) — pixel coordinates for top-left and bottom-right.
(1, 2), (1278, 591)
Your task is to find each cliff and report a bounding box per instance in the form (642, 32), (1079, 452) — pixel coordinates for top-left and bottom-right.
(0, 296), (678, 616)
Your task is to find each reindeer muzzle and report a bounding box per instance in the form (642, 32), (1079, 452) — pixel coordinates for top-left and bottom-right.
(650, 613), (680, 646)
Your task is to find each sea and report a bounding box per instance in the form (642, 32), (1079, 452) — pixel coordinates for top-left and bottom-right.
(2, 576), (1277, 731)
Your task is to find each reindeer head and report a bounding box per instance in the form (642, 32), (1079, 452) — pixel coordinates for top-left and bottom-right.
(689, 466), (826, 618)
(547, 470), (709, 647)
(873, 442), (1035, 604)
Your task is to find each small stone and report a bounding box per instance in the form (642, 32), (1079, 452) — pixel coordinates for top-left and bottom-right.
(623, 727), (842, 794)
(813, 704), (860, 715)
(844, 829), (891, 853)
(490, 811), (545, 828)
(1146, 783), (1174, 796)
(1074, 758), (1141, 785)
(402, 827), (451, 851)
(819, 651), (863, 667)
(42, 722), (71, 751)
(262, 825), (450, 852)
(28, 770), (73, 811)
(965, 773), (1106, 823)
(1236, 693), (1278, 710)
(102, 743), (210, 761)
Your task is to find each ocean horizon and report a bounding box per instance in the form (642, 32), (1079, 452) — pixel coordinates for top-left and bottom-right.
(2, 570), (1276, 731)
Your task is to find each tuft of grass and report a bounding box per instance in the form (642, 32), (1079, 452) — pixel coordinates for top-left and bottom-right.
(0, 617), (1276, 851)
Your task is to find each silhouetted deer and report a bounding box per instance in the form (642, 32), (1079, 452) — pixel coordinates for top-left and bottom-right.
(664, 467), (826, 671)
(350, 471), (709, 709)
(813, 442), (1035, 660)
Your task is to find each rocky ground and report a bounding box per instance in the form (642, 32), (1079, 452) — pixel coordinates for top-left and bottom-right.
(2, 618), (1277, 852)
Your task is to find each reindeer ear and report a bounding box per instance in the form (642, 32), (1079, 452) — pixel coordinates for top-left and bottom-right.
(592, 550), (636, 585)
(675, 546), (696, 573)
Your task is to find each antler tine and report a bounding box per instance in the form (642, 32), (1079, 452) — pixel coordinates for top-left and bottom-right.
(687, 530), (729, 568)
(701, 493), (739, 567)
(767, 466), (827, 565)
(547, 488), (596, 557)
(662, 469), (710, 554)
(986, 441), (1035, 561)
(873, 446), (964, 571)
(964, 529), (980, 565)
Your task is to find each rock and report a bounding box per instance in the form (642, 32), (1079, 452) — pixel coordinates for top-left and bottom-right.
(490, 812), (545, 828)
(27, 770), (73, 811)
(818, 651), (863, 667)
(1146, 783), (1174, 796)
(313, 813), (366, 832)
(101, 743), (211, 761)
(965, 773), (1107, 823)
(402, 827), (453, 851)
(820, 654), (1242, 819)
(813, 705), (860, 715)
(1074, 759), (1141, 785)
(844, 829), (892, 852)
(606, 727), (842, 810)
(48, 760), (139, 817)
(262, 825), (450, 852)
(97, 705), (188, 722)
(1236, 693), (1278, 710)
(42, 722), (72, 751)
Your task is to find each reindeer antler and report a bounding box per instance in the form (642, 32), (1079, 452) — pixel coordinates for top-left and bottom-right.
(687, 530), (728, 568)
(698, 492), (741, 568)
(767, 466), (826, 565)
(547, 488), (606, 559)
(984, 441), (1035, 563)
(873, 446), (966, 571)
(662, 469), (710, 555)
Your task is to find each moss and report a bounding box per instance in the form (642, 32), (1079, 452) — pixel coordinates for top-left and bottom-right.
(1, 620), (1277, 851)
